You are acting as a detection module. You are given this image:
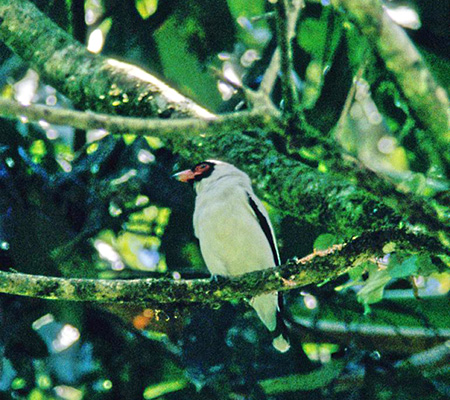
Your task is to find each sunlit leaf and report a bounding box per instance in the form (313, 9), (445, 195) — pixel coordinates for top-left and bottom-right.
(123, 134), (137, 145)
(11, 377), (26, 390)
(226, 0), (266, 19)
(313, 233), (337, 251)
(135, 0), (158, 20)
(356, 267), (391, 311)
(28, 388), (45, 400)
(388, 254), (419, 278)
(260, 360), (346, 394)
(144, 136), (163, 149)
(30, 140), (46, 157)
(143, 379), (188, 399)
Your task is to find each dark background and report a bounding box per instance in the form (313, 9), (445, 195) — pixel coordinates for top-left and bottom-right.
(0, 0), (448, 399)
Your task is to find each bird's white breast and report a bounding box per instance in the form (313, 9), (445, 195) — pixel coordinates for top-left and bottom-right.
(193, 181), (275, 277)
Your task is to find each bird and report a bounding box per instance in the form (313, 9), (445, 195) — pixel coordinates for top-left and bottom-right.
(174, 160), (290, 352)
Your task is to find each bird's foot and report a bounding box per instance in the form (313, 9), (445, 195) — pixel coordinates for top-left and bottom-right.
(210, 274), (228, 285)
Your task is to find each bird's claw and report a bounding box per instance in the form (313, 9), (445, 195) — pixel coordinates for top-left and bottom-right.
(210, 274), (228, 285)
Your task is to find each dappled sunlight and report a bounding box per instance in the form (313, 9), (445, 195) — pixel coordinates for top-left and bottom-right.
(13, 69), (38, 106)
(54, 385), (83, 400)
(0, 0), (447, 398)
(302, 293), (318, 310)
(87, 28), (104, 54)
(94, 203), (171, 273)
(337, 78), (410, 175)
(52, 324), (81, 353)
(385, 5), (421, 30)
(106, 59), (215, 119)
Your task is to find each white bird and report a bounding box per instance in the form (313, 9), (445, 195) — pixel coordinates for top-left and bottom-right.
(174, 160), (290, 352)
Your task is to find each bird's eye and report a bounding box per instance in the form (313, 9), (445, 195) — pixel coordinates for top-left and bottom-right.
(196, 163), (209, 172)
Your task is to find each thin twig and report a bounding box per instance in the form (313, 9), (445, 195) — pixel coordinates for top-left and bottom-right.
(258, 48), (281, 97)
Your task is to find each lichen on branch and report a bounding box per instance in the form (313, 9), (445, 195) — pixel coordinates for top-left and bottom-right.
(329, 0), (449, 157)
(0, 0), (447, 248)
(0, 230), (444, 305)
(0, 0), (213, 119)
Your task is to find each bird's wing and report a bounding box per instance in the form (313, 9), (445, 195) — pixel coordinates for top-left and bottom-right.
(246, 192), (280, 266)
(246, 191), (289, 350)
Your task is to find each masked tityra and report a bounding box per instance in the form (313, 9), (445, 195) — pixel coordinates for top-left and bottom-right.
(174, 160), (290, 352)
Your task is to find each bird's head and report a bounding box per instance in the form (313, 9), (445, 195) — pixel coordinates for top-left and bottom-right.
(173, 160), (251, 193)
(173, 160), (217, 184)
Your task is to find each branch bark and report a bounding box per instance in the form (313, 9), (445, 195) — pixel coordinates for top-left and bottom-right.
(0, 98), (280, 144)
(0, 230), (445, 305)
(0, 0), (447, 239)
(274, 0), (302, 118)
(330, 0), (449, 160)
(0, 0), (213, 119)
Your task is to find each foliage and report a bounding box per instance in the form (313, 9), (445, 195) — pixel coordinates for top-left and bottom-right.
(0, 0), (449, 399)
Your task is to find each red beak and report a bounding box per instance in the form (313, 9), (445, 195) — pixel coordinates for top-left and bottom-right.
(172, 169), (196, 183)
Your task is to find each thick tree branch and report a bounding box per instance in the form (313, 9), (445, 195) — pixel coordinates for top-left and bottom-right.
(0, 230), (445, 305)
(329, 0), (449, 160)
(0, 0), (213, 119)
(176, 129), (448, 238)
(0, 98), (447, 237)
(0, 0), (447, 239)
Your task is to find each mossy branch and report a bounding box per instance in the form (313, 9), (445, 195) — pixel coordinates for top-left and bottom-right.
(330, 0), (449, 159)
(0, 98), (281, 145)
(0, 98), (447, 238)
(0, 0), (447, 238)
(0, 0), (213, 119)
(0, 230), (445, 305)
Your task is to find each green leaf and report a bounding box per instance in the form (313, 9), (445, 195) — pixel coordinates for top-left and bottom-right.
(343, 21), (369, 73)
(30, 140), (47, 157)
(357, 268), (391, 308)
(28, 389), (45, 400)
(313, 233), (337, 251)
(416, 254), (438, 275)
(348, 263), (367, 281)
(388, 254), (419, 279)
(226, 0), (266, 19)
(297, 11), (341, 62)
(135, 0), (158, 20)
(260, 360), (346, 394)
(297, 19), (326, 59)
(143, 379), (188, 399)
(153, 16), (222, 109)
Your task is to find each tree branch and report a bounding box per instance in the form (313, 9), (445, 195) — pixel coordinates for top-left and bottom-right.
(257, 48), (281, 97)
(0, 230), (445, 305)
(329, 0), (449, 162)
(0, 0), (213, 119)
(0, 98), (281, 144)
(0, 98), (447, 238)
(274, 0), (302, 118)
(0, 0), (447, 239)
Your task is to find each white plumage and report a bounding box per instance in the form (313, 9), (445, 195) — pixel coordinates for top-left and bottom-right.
(175, 160), (290, 352)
